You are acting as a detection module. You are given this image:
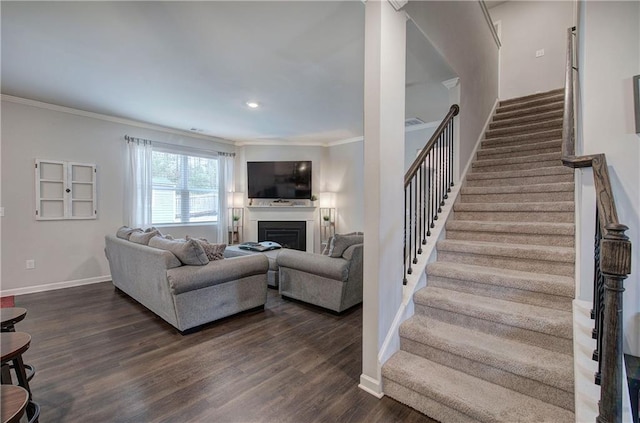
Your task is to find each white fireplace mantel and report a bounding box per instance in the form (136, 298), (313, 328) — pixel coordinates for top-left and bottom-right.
(245, 206), (317, 252)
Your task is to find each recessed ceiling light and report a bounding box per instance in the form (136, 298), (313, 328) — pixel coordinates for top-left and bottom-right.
(246, 101), (260, 109)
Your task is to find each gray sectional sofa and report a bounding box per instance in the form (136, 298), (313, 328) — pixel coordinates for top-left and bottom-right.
(105, 234), (269, 333)
(277, 233), (363, 313)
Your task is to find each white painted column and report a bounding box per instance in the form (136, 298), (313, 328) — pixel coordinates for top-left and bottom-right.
(359, 0), (406, 397)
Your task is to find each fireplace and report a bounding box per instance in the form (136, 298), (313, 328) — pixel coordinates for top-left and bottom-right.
(258, 221), (306, 251)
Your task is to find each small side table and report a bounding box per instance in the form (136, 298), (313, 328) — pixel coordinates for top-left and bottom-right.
(0, 308), (35, 383)
(1, 385), (28, 423)
(626, 354), (640, 423)
(0, 308), (27, 332)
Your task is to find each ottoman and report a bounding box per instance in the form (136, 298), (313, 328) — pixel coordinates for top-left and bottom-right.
(225, 246), (281, 288)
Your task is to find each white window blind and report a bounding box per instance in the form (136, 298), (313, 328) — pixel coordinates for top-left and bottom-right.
(151, 149), (219, 224)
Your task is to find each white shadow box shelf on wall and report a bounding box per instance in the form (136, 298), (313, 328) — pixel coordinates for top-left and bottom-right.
(35, 159), (97, 220)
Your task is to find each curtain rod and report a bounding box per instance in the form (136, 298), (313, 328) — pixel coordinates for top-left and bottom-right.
(124, 134), (235, 156)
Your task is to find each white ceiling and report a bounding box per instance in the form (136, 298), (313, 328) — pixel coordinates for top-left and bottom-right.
(1, 1), (456, 145)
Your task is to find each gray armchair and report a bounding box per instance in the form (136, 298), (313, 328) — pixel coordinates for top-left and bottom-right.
(277, 236), (363, 313)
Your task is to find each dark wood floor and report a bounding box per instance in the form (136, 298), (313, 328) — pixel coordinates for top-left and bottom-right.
(12, 282), (437, 423)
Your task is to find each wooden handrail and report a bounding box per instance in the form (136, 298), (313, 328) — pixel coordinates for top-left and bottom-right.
(561, 26), (632, 423)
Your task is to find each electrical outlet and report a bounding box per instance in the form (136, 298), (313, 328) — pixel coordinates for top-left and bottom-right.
(26, 260), (35, 270)
(536, 49), (545, 58)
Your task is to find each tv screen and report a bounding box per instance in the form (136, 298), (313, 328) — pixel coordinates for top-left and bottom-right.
(247, 161), (312, 199)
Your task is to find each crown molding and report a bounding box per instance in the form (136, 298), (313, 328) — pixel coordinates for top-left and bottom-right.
(1, 94), (236, 145)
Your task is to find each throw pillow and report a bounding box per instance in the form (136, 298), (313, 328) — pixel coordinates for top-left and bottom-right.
(129, 229), (160, 245)
(196, 240), (226, 261)
(328, 233), (364, 258)
(148, 236), (209, 266)
(116, 226), (141, 240)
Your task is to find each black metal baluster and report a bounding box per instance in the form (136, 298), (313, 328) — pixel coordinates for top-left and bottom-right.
(413, 176), (418, 264)
(442, 128), (448, 201)
(422, 161), (427, 245)
(407, 179), (413, 276)
(403, 187), (408, 285)
(438, 134), (446, 213)
(449, 120), (454, 190)
(593, 208), (604, 385)
(427, 152), (432, 235)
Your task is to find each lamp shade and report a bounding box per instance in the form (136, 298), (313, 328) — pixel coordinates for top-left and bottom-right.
(319, 192), (335, 208)
(232, 192), (245, 208)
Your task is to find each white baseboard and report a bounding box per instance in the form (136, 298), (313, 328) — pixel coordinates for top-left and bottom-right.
(359, 374), (384, 398)
(0, 275), (111, 297)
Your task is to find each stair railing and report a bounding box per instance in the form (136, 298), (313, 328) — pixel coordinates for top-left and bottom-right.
(403, 105), (459, 284)
(561, 26), (633, 423)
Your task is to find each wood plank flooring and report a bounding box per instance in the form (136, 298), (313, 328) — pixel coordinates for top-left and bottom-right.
(12, 282), (437, 423)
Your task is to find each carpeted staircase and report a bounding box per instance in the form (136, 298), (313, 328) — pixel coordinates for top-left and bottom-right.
(382, 88), (576, 422)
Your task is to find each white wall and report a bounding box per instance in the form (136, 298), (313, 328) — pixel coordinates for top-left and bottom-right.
(490, 1), (574, 100)
(404, 124), (439, 172)
(325, 141), (364, 234)
(577, 1), (640, 355)
(0, 98), (235, 294)
(405, 1), (499, 178)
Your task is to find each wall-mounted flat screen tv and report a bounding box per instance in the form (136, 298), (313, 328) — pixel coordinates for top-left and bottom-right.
(247, 161), (312, 199)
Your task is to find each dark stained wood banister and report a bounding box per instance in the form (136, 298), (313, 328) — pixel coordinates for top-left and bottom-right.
(561, 26), (632, 423)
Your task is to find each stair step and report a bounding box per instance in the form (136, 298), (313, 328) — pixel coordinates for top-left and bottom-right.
(427, 262), (573, 310)
(414, 286), (573, 353)
(493, 101), (565, 122)
(484, 118), (562, 139)
(482, 128), (563, 148)
(399, 316), (574, 410)
(476, 139), (562, 160)
(453, 201), (575, 223)
(498, 88), (564, 107)
(383, 351), (575, 423)
(445, 220), (574, 247)
(465, 166), (574, 187)
(489, 109), (564, 130)
(459, 181), (573, 203)
(496, 94), (565, 115)
(472, 157), (563, 174)
(435, 239), (574, 277)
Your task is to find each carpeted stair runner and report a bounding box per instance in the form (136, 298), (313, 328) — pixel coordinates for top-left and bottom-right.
(382, 88), (576, 422)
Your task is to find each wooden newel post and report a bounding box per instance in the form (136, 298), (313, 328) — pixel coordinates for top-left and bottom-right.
(597, 223), (632, 423)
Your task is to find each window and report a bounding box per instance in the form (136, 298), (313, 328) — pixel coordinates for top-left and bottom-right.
(151, 150), (219, 224)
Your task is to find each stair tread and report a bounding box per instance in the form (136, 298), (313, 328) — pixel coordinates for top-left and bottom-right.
(477, 139), (561, 155)
(496, 95), (565, 114)
(400, 315), (574, 392)
(460, 181), (573, 194)
(489, 110), (563, 129)
(466, 166), (573, 180)
(446, 219), (574, 235)
(383, 351), (575, 423)
(493, 102), (565, 122)
(473, 152), (561, 167)
(427, 261), (574, 298)
(454, 201), (574, 212)
(499, 88), (564, 106)
(414, 286), (573, 339)
(485, 119), (563, 137)
(483, 128), (562, 143)
(436, 239), (575, 263)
